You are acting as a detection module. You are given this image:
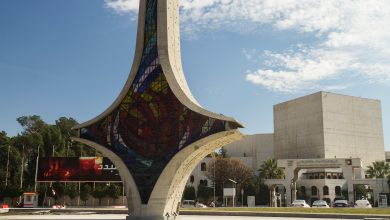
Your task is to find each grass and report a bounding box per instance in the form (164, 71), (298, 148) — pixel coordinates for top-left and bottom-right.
(181, 207), (390, 215)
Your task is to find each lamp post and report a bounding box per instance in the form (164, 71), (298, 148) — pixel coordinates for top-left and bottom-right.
(241, 189), (244, 207)
(213, 156), (216, 204)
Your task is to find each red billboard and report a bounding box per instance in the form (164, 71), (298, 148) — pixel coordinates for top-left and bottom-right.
(36, 157), (122, 182)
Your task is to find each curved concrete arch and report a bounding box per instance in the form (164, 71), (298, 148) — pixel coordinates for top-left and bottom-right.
(73, 0), (242, 131)
(73, 2), (146, 130)
(71, 137), (142, 216)
(144, 130), (243, 218)
(157, 0), (243, 126)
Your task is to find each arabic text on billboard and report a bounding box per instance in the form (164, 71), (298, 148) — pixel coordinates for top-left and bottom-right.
(36, 157), (121, 182)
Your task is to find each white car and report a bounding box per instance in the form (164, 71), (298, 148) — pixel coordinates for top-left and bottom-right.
(195, 202), (207, 208)
(291, 200), (310, 208)
(311, 200), (329, 208)
(354, 199), (372, 208)
(181, 200), (195, 208)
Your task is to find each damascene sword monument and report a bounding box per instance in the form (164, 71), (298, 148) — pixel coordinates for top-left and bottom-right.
(72, 0), (243, 219)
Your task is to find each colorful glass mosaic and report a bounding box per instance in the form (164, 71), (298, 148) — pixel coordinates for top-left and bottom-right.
(79, 0), (235, 204)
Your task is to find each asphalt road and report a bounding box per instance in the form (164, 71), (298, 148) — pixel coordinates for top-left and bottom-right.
(0, 214), (363, 220)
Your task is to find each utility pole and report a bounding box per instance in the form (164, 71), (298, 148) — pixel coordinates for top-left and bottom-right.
(5, 145), (10, 186)
(34, 145), (40, 192)
(20, 144), (25, 189)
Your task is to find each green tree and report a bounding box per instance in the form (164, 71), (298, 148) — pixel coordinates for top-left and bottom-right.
(0, 131), (11, 186)
(17, 115), (46, 135)
(256, 183), (270, 205)
(197, 184), (213, 203)
(106, 184), (121, 205)
(80, 184), (92, 206)
(366, 161), (390, 178)
(65, 184), (79, 205)
(182, 185), (196, 200)
(206, 157), (253, 188)
(92, 184), (107, 206)
(206, 157), (253, 203)
(242, 180), (256, 205)
(52, 182), (65, 203)
(296, 186), (307, 200)
(355, 185), (368, 200)
(0, 141), (22, 188)
(3, 185), (23, 207)
(258, 159), (284, 179)
(217, 147), (228, 158)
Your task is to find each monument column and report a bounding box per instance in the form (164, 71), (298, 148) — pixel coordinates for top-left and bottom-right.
(72, 0), (243, 219)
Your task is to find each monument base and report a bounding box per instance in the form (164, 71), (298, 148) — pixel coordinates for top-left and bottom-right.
(126, 215), (182, 220)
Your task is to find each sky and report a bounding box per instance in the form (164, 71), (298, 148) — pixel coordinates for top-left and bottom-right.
(0, 0), (389, 150)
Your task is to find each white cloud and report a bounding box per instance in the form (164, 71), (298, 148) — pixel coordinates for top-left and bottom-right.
(105, 0), (390, 93)
(104, 0), (139, 13)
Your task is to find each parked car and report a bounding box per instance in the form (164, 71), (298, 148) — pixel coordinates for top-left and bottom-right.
(354, 200), (372, 208)
(311, 200), (329, 208)
(181, 200), (195, 208)
(291, 200), (310, 208)
(333, 200), (349, 207)
(195, 202), (207, 208)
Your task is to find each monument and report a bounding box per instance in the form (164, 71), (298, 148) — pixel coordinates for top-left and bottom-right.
(72, 0), (243, 219)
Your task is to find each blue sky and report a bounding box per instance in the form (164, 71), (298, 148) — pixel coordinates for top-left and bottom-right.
(1, 0), (389, 150)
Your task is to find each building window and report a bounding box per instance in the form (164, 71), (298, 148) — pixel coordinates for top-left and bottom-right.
(323, 186), (329, 196)
(300, 186), (306, 195)
(335, 186), (342, 196)
(311, 186), (317, 196)
(332, 174), (338, 179)
(327, 174), (331, 179)
(201, 162), (207, 171)
(320, 173), (325, 179)
(190, 175), (194, 184)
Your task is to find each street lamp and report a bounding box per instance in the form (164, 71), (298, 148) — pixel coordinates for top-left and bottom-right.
(213, 155), (216, 204)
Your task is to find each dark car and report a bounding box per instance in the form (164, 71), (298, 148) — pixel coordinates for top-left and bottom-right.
(333, 200), (349, 207)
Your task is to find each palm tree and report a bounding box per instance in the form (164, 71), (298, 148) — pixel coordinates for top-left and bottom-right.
(365, 161), (390, 178)
(258, 158), (284, 179)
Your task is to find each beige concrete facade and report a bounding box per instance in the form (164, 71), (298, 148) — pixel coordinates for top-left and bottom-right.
(386, 151), (390, 162)
(188, 91), (388, 207)
(187, 134), (273, 191)
(274, 91), (385, 168)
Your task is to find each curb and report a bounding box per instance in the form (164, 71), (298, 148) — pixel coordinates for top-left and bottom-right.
(180, 210), (390, 219)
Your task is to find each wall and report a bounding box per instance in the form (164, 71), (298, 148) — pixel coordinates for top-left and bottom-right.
(225, 134), (274, 171)
(274, 92), (325, 159)
(322, 92), (385, 167)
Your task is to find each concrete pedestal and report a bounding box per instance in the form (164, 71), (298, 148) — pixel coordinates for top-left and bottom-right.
(126, 215), (182, 220)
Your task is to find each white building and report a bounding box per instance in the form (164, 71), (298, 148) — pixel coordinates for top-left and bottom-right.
(187, 91), (389, 206)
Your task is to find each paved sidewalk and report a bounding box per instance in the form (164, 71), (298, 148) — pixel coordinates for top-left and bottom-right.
(3, 208), (390, 219)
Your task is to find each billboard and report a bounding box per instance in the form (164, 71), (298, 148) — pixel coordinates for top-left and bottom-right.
(36, 157), (122, 182)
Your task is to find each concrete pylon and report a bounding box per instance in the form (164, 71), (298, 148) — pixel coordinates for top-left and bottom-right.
(72, 0), (243, 219)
